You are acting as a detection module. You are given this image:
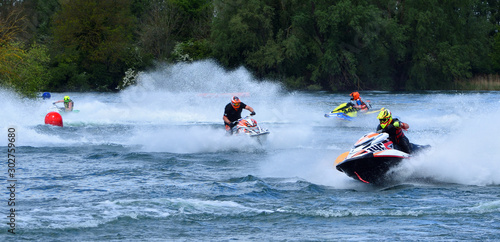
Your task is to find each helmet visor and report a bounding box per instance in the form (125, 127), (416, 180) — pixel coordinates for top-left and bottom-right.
(379, 118), (391, 128)
(232, 102), (240, 108)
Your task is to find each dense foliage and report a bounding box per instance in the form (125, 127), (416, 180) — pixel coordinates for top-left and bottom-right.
(0, 0), (499, 96)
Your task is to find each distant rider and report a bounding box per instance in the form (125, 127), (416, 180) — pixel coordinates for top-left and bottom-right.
(350, 92), (369, 111)
(42, 92), (51, 100)
(53, 95), (74, 112)
(223, 96), (255, 134)
(376, 108), (412, 154)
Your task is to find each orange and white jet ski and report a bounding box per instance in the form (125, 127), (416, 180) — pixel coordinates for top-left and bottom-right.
(232, 115), (270, 144)
(334, 132), (429, 184)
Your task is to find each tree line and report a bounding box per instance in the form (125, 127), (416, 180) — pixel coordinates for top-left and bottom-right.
(0, 0), (499, 97)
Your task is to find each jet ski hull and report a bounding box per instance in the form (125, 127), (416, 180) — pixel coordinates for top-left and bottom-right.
(336, 154), (405, 184)
(334, 132), (415, 184)
(324, 102), (374, 121)
(325, 103), (358, 121)
(248, 131), (270, 144)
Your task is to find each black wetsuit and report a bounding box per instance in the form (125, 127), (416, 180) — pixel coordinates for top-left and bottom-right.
(376, 118), (412, 154)
(224, 102), (247, 123)
(224, 102), (248, 135)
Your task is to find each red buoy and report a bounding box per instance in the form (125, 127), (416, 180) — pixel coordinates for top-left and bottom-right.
(44, 112), (63, 127)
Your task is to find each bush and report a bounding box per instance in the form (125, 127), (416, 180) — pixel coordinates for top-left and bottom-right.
(0, 42), (51, 97)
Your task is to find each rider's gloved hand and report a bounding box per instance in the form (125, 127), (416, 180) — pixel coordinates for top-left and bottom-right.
(52, 102), (56, 105)
(250, 111), (256, 116)
(229, 121), (237, 128)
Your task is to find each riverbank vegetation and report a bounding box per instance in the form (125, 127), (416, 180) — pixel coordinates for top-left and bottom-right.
(1, 0), (499, 97)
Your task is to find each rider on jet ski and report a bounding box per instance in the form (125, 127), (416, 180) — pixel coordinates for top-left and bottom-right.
(350, 92), (369, 111)
(223, 96), (255, 134)
(376, 108), (412, 154)
(53, 95), (74, 112)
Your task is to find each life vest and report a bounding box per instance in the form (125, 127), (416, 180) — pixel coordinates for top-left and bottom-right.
(64, 100), (74, 110)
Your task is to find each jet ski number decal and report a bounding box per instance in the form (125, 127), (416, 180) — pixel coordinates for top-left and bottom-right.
(366, 143), (386, 152)
(342, 107), (356, 114)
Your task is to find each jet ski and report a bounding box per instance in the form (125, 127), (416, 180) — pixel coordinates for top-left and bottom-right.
(231, 115), (270, 144)
(324, 102), (376, 121)
(47, 104), (79, 114)
(324, 102), (358, 120)
(334, 132), (429, 184)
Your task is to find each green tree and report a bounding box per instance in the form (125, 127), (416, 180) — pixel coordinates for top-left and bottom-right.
(51, 0), (136, 91)
(211, 0), (403, 90)
(136, 0), (212, 62)
(398, 0), (495, 90)
(0, 42), (51, 97)
(0, 2), (51, 97)
(307, 0), (400, 90)
(211, 0), (275, 69)
(24, 0), (60, 44)
(136, 0), (184, 61)
(211, 0), (498, 91)
(492, 27), (500, 71)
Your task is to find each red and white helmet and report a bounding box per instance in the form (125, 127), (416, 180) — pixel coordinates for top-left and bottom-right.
(231, 96), (241, 108)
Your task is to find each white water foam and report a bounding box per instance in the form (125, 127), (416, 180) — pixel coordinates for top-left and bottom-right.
(21, 197), (274, 230)
(402, 106), (500, 186)
(258, 92), (500, 188)
(4, 61), (500, 187)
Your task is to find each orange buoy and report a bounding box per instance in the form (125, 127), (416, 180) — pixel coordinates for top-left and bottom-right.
(44, 112), (63, 127)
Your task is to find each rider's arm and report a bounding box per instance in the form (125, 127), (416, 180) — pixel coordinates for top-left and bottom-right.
(355, 104), (367, 109)
(360, 100), (368, 109)
(223, 115), (231, 125)
(244, 105), (254, 113)
(394, 121), (409, 130)
(351, 100), (364, 110)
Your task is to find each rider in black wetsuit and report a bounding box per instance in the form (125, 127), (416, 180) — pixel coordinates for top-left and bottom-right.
(223, 96), (255, 134)
(376, 108), (412, 154)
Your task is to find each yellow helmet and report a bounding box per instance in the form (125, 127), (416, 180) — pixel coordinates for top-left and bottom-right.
(377, 108), (392, 129)
(64, 96), (70, 102)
